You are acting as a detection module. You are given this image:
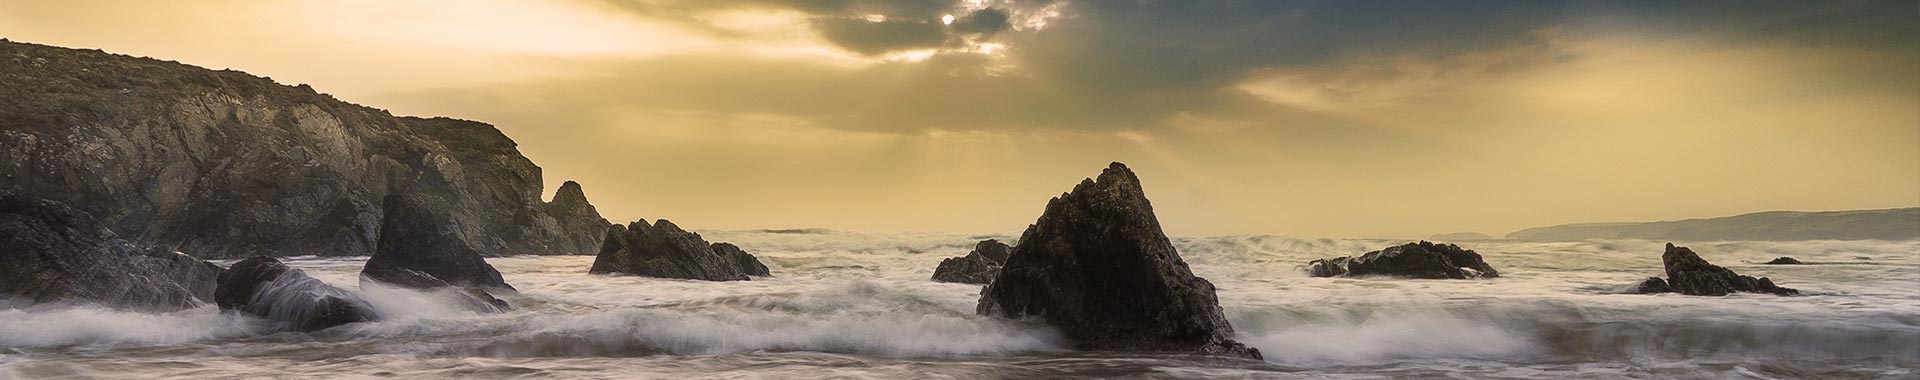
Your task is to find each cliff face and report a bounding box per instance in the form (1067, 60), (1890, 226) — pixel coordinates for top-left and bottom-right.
(0, 40), (608, 258)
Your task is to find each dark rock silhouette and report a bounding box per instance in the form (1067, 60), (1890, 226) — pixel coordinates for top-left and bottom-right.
(216, 256), (377, 331)
(1662, 243), (1798, 296)
(363, 193), (514, 282)
(0, 40), (607, 259)
(976, 163), (1260, 359)
(1764, 257), (1803, 265)
(1629, 277), (1674, 294)
(711, 242), (772, 277)
(590, 219), (770, 281)
(931, 239), (1011, 284)
(0, 192), (223, 311)
(1629, 243), (1798, 296)
(1307, 241), (1499, 279)
(360, 192), (515, 311)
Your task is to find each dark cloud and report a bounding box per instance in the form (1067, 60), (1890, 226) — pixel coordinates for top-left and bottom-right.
(813, 18), (948, 55)
(579, 0), (1918, 132)
(951, 8), (1011, 37)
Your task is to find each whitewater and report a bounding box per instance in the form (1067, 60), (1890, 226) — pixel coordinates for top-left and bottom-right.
(2, 231), (1915, 379)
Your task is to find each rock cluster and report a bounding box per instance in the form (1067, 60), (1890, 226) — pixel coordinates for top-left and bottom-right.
(215, 256), (377, 331)
(977, 163), (1260, 359)
(1629, 243), (1799, 296)
(0, 192), (223, 311)
(1307, 241), (1499, 279)
(589, 219), (770, 281)
(1764, 257), (1803, 265)
(931, 239), (1011, 284)
(0, 40), (608, 259)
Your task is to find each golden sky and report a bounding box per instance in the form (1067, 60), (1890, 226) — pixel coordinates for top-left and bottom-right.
(3, 0), (1915, 238)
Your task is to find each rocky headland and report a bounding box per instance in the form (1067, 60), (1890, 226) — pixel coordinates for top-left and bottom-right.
(0, 40), (610, 259)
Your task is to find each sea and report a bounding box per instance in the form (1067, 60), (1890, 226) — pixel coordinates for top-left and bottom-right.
(2, 231), (1916, 379)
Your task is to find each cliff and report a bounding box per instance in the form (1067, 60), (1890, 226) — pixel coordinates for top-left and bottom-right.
(1507, 208), (1920, 242)
(0, 40), (608, 258)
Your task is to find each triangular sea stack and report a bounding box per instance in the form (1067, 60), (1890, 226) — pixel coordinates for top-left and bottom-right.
(976, 162), (1260, 359)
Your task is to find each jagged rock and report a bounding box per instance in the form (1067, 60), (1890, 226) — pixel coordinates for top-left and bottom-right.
(976, 163), (1260, 359)
(1661, 243), (1798, 296)
(0, 192), (223, 311)
(215, 256), (377, 331)
(1628, 277), (1674, 294)
(0, 40), (607, 259)
(711, 242), (771, 277)
(536, 181), (613, 255)
(931, 239), (1011, 284)
(1764, 257), (1803, 265)
(589, 219), (770, 281)
(1306, 241), (1499, 279)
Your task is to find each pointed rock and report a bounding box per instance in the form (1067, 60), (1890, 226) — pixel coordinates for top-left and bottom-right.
(362, 192), (515, 308)
(1306, 241), (1499, 279)
(932, 239), (1012, 284)
(589, 219), (769, 281)
(976, 163), (1260, 359)
(542, 180), (613, 255)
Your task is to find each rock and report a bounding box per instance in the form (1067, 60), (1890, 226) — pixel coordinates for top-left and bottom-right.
(1628, 277), (1674, 294)
(1764, 257), (1803, 265)
(976, 163), (1260, 359)
(0, 192), (223, 311)
(215, 256), (377, 331)
(711, 242), (771, 277)
(1306, 241), (1499, 279)
(931, 239), (1012, 284)
(589, 219), (770, 281)
(1660, 243), (1798, 296)
(362, 192), (514, 290)
(539, 181), (613, 254)
(0, 40), (608, 259)
(356, 268), (509, 313)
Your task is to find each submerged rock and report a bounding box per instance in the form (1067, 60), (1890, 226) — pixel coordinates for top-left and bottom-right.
(1306, 241), (1499, 279)
(1661, 243), (1798, 296)
(931, 239), (1012, 284)
(976, 163), (1260, 359)
(1764, 257), (1803, 265)
(216, 256), (377, 331)
(362, 193), (514, 291)
(589, 219), (770, 281)
(0, 192), (223, 311)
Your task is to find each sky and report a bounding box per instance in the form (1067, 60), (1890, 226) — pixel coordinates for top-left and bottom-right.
(2, 0), (1915, 238)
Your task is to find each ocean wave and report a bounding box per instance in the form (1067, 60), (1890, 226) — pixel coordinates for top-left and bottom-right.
(442, 282), (1067, 358)
(0, 306), (264, 349)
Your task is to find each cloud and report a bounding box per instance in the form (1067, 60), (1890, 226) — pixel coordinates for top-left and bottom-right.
(951, 8), (1012, 37)
(515, 0), (1918, 134)
(813, 17), (948, 55)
